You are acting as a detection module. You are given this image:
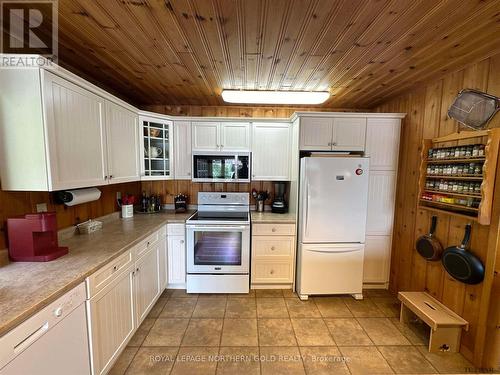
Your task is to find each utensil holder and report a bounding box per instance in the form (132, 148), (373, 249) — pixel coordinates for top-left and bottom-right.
(122, 204), (134, 218)
(256, 200), (265, 212)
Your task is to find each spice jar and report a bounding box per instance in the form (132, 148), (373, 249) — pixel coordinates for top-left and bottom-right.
(478, 144), (485, 157)
(472, 144), (479, 157)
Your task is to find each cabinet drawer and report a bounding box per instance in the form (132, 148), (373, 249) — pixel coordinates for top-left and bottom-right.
(134, 230), (160, 259)
(252, 236), (294, 257)
(252, 223), (295, 236)
(86, 250), (133, 298)
(167, 223), (185, 236)
(251, 259), (293, 283)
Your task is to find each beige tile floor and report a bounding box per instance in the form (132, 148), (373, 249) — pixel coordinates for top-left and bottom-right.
(109, 289), (477, 375)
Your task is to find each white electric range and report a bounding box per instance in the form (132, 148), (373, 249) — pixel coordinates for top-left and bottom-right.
(185, 192), (250, 293)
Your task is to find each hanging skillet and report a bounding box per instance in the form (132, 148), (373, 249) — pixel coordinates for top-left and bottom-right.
(416, 216), (443, 261)
(442, 224), (484, 285)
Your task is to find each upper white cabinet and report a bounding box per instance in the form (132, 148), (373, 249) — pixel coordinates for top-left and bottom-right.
(0, 68), (140, 191)
(173, 121), (192, 179)
(43, 71), (108, 190)
(332, 117), (366, 151)
(192, 121), (250, 152)
(299, 116), (366, 151)
(105, 102), (139, 184)
(252, 123), (291, 181)
(365, 118), (401, 170)
(140, 115), (173, 180)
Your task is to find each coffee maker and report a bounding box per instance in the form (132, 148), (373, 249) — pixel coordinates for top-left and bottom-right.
(271, 182), (288, 213)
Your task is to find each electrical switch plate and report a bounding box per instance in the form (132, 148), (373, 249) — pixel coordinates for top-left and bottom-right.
(36, 203), (48, 212)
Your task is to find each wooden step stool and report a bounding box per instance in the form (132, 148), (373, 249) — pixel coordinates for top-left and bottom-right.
(398, 291), (469, 353)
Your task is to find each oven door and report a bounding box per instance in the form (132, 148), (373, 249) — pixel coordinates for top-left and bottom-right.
(186, 225), (250, 274)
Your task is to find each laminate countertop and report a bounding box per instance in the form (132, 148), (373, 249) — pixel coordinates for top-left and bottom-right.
(0, 210), (193, 337)
(250, 211), (296, 224)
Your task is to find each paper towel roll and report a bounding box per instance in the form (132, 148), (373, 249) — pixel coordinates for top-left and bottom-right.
(58, 188), (101, 206)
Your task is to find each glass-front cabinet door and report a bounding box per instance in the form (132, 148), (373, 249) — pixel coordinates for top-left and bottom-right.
(140, 116), (173, 179)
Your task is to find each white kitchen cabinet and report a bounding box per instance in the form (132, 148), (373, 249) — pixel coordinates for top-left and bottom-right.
(174, 121), (192, 179)
(299, 116), (366, 152)
(134, 244), (161, 325)
(251, 123), (291, 181)
(366, 171), (397, 236)
(167, 224), (186, 288)
(299, 117), (332, 151)
(332, 117), (366, 151)
(192, 121), (250, 151)
(87, 267), (135, 375)
(0, 68), (140, 191)
(43, 70), (108, 190)
(140, 115), (173, 180)
(159, 234), (168, 290)
(192, 122), (220, 151)
(363, 235), (391, 284)
(105, 101), (139, 184)
(365, 118), (401, 170)
(220, 122), (251, 151)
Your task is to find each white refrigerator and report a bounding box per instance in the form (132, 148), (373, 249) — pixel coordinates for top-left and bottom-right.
(296, 156), (370, 300)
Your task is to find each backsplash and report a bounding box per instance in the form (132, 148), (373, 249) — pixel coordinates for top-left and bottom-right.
(140, 180), (280, 206)
(0, 181), (141, 251)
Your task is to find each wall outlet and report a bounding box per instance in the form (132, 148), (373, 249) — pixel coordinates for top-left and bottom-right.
(36, 203), (48, 212)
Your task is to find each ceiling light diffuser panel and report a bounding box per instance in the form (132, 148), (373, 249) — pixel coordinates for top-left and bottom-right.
(221, 90), (330, 105)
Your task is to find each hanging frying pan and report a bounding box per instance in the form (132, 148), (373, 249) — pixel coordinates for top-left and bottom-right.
(442, 224), (484, 285)
(416, 216), (443, 261)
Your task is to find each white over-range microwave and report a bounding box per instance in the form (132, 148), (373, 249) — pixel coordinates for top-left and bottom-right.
(192, 152), (250, 182)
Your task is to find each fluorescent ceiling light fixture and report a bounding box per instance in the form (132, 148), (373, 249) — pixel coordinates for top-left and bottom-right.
(221, 90), (330, 104)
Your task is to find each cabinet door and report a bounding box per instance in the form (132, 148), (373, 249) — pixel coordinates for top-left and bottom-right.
(105, 101), (139, 184)
(332, 117), (366, 151)
(134, 245), (161, 324)
(88, 268), (135, 375)
(158, 236), (168, 290)
(43, 71), (107, 190)
(220, 122), (250, 151)
(167, 235), (186, 286)
(252, 123), (290, 181)
(192, 122), (219, 151)
(174, 121), (192, 179)
(365, 118), (401, 170)
(366, 171), (396, 235)
(363, 235), (391, 284)
(299, 117), (333, 151)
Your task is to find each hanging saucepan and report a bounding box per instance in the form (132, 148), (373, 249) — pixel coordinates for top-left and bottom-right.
(442, 224), (484, 285)
(415, 216), (443, 261)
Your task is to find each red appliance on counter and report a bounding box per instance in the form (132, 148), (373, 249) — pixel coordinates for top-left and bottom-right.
(7, 212), (68, 262)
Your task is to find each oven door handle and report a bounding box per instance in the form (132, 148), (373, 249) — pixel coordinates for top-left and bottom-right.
(187, 225), (249, 230)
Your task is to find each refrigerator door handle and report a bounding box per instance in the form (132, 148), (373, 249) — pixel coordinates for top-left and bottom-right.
(304, 181), (310, 236)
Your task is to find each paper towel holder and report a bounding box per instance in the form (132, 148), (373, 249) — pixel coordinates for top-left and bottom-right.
(55, 187), (102, 206)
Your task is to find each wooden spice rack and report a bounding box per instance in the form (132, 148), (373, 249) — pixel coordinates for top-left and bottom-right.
(418, 129), (500, 225)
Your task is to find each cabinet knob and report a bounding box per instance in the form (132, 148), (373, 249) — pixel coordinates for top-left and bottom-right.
(220, 145), (224, 148)
(136, 267), (140, 272)
(180, 240), (185, 244)
(109, 175), (113, 179)
(271, 246), (275, 251)
(113, 265), (117, 272)
(271, 228), (276, 232)
(104, 175), (108, 180)
(328, 142), (331, 146)
(332, 142), (337, 146)
(188, 172), (191, 176)
(54, 307), (63, 317)
(147, 241), (150, 246)
(270, 270), (274, 275)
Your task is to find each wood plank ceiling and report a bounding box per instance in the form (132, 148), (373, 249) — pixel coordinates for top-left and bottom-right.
(52, 0), (500, 108)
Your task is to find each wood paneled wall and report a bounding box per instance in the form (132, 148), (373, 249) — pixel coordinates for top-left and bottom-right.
(0, 182), (141, 251)
(141, 180), (280, 207)
(375, 53), (500, 367)
(140, 105), (361, 118)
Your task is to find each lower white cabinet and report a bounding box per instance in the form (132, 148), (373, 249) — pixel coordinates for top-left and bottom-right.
(87, 267), (135, 375)
(167, 224), (186, 288)
(86, 227), (165, 375)
(134, 244), (161, 324)
(158, 232), (168, 290)
(363, 235), (392, 284)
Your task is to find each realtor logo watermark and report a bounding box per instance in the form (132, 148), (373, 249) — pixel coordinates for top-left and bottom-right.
(1, 0), (58, 68)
